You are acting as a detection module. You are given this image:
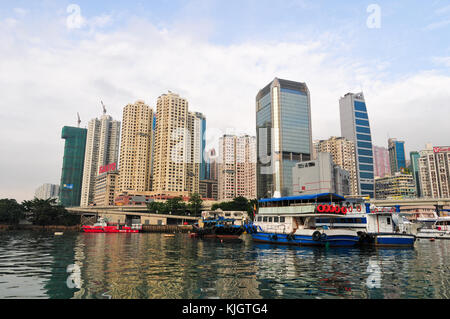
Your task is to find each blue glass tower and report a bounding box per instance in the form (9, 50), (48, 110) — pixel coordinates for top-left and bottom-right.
(388, 138), (406, 174)
(340, 92), (374, 198)
(256, 78), (313, 198)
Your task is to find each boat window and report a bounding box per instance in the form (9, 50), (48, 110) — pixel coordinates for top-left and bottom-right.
(257, 217), (262, 222)
(387, 217), (391, 225)
(268, 217), (273, 222)
(274, 217), (279, 222)
(280, 217), (285, 223)
(263, 217), (268, 222)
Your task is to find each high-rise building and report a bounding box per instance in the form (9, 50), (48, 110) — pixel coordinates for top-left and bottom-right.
(315, 136), (358, 196)
(117, 100), (154, 194)
(373, 145), (391, 178)
(80, 114), (120, 206)
(151, 92), (202, 198)
(196, 112), (207, 181)
(339, 92), (374, 198)
(206, 148), (218, 181)
(59, 126), (87, 207)
(375, 173), (416, 200)
(256, 78), (312, 198)
(388, 138), (406, 175)
(410, 151), (421, 197)
(35, 184), (60, 200)
(218, 135), (257, 200)
(418, 146), (450, 198)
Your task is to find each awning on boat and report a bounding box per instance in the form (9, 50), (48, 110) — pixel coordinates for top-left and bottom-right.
(258, 193), (346, 204)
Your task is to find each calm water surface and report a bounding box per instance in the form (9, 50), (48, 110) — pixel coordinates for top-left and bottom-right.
(0, 231), (449, 299)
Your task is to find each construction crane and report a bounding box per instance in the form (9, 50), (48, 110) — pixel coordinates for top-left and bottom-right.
(101, 100), (107, 115)
(77, 113), (81, 127)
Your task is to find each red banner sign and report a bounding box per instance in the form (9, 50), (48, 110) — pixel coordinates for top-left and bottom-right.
(99, 163), (117, 174)
(433, 147), (450, 153)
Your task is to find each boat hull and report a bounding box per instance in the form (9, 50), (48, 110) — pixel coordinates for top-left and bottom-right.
(251, 232), (359, 247)
(363, 233), (416, 246)
(82, 226), (139, 233)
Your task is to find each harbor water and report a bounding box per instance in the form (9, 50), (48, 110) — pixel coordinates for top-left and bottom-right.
(0, 231), (449, 299)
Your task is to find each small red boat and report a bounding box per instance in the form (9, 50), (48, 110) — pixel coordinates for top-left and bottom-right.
(82, 218), (141, 233)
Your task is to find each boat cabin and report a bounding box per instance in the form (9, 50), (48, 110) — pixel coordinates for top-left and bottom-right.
(366, 212), (396, 233)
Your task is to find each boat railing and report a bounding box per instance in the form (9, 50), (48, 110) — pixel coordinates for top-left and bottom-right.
(260, 224), (290, 234)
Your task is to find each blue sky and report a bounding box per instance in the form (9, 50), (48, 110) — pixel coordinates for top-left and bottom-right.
(1, 0), (450, 201)
(2, 0), (449, 76)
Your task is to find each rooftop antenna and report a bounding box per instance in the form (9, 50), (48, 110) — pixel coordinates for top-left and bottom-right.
(101, 100), (107, 115)
(77, 113), (81, 128)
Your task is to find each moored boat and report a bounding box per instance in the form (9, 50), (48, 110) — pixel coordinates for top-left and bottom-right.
(82, 217), (141, 233)
(416, 217), (450, 240)
(360, 208), (416, 247)
(190, 216), (245, 239)
(251, 193), (360, 247)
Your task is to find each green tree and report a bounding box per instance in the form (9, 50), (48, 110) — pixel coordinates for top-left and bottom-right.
(188, 193), (203, 216)
(166, 196), (186, 214)
(22, 198), (79, 226)
(146, 201), (166, 214)
(0, 198), (25, 225)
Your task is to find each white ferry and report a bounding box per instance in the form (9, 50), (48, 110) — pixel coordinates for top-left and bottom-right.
(252, 193), (360, 247)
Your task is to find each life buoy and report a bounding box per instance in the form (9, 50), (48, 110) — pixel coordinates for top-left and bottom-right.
(390, 208), (395, 213)
(348, 206), (353, 213)
(312, 231), (321, 241)
(357, 205), (362, 212)
(317, 204), (325, 213)
(320, 233), (328, 241)
(334, 205), (340, 213)
(341, 207), (347, 215)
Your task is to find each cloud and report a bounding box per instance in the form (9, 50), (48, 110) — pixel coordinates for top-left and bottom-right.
(424, 19), (450, 30)
(1, 13), (450, 201)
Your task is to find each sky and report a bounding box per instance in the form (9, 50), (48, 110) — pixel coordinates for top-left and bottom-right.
(1, 0), (450, 202)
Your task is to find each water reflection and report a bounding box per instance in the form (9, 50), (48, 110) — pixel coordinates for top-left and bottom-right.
(0, 232), (449, 299)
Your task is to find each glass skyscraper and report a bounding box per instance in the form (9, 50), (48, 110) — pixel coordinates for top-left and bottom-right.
(59, 126), (87, 207)
(388, 138), (406, 174)
(256, 78), (312, 198)
(340, 92), (374, 198)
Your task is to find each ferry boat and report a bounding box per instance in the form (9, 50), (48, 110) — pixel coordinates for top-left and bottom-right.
(82, 217), (141, 233)
(190, 216), (245, 239)
(251, 193), (360, 247)
(416, 217), (450, 240)
(360, 208), (416, 247)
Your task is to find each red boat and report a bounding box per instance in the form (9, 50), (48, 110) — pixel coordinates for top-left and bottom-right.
(82, 218), (141, 233)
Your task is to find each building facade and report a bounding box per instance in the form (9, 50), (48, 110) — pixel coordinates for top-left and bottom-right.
(206, 148), (218, 181)
(151, 92), (202, 198)
(375, 173), (416, 200)
(80, 114), (120, 206)
(388, 138), (406, 175)
(199, 179), (218, 200)
(314, 136), (358, 196)
(256, 78), (313, 198)
(218, 135), (257, 200)
(292, 152), (350, 196)
(410, 151), (421, 197)
(35, 184), (60, 200)
(94, 171), (119, 206)
(117, 100), (154, 194)
(339, 92), (374, 198)
(418, 146), (450, 198)
(373, 145), (391, 178)
(59, 126), (87, 207)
